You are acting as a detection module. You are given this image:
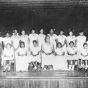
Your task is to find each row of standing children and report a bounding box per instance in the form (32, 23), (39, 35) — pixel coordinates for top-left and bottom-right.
(0, 28), (88, 72)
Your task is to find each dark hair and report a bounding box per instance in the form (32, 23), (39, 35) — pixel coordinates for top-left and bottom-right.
(5, 32), (10, 36)
(83, 43), (87, 47)
(60, 29), (64, 32)
(45, 35), (50, 42)
(67, 29), (74, 35)
(33, 40), (38, 44)
(79, 30), (83, 33)
(56, 42), (62, 48)
(20, 41), (25, 48)
(31, 28), (35, 31)
(69, 41), (74, 45)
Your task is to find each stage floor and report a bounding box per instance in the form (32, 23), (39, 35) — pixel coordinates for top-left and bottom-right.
(0, 70), (88, 79)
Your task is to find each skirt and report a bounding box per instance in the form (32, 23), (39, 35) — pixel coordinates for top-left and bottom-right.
(66, 55), (78, 60)
(41, 53), (54, 67)
(53, 56), (68, 70)
(16, 56), (29, 71)
(79, 55), (88, 60)
(28, 54), (41, 63)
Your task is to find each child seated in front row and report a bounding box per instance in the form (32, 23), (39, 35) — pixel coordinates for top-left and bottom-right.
(79, 43), (88, 71)
(66, 41), (78, 71)
(2, 43), (14, 72)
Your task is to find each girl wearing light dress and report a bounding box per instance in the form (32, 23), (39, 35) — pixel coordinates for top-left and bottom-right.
(3, 32), (13, 48)
(56, 29), (66, 52)
(2, 43), (14, 72)
(79, 43), (88, 70)
(57, 29), (66, 47)
(76, 30), (86, 51)
(20, 30), (29, 50)
(11, 30), (20, 51)
(38, 29), (45, 49)
(16, 42), (28, 71)
(41, 35), (54, 69)
(54, 42), (67, 70)
(30, 40), (41, 63)
(48, 28), (57, 49)
(66, 30), (76, 47)
(66, 41), (78, 70)
(29, 28), (39, 51)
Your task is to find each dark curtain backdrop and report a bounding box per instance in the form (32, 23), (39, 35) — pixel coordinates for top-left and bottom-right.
(0, 5), (88, 37)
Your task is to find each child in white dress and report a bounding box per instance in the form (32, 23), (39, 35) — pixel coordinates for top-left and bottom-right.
(48, 28), (57, 49)
(41, 35), (54, 70)
(38, 29), (45, 50)
(66, 30), (76, 47)
(11, 30), (20, 51)
(2, 43), (14, 72)
(54, 42), (67, 70)
(30, 40), (41, 63)
(20, 30), (29, 50)
(76, 30), (86, 51)
(79, 43), (88, 70)
(3, 32), (12, 48)
(16, 42), (28, 71)
(66, 41), (78, 70)
(29, 28), (39, 51)
(56, 29), (66, 48)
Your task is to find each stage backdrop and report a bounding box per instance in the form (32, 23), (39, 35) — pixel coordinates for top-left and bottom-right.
(0, 5), (88, 37)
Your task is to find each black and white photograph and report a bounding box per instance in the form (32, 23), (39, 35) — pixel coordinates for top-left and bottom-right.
(0, 0), (88, 88)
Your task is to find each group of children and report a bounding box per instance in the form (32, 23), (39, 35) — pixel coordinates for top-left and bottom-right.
(0, 28), (88, 72)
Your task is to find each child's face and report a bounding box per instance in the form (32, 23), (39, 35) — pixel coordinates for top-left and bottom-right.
(46, 36), (50, 43)
(70, 42), (74, 47)
(79, 32), (83, 36)
(14, 30), (17, 35)
(57, 43), (62, 48)
(50, 29), (53, 34)
(33, 42), (37, 47)
(6, 33), (10, 37)
(69, 31), (73, 36)
(21, 43), (25, 48)
(60, 31), (64, 35)
(22, 30), (25, 35)
(40, 29), (43, 34)
(32, 30), (35, 34)
(84, 44), (87, 49)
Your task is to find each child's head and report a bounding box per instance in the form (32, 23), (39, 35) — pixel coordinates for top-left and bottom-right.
(69, 41), (74, 47)
(20, 42), (25, 48)
(31, 28), (35, 34)
(83, 43), (87, 49)
(45, 35), (50, 43)
(21, 30), (25, 35)
(79, 30), (84, 36)
(69, 30), (73, 36)
(33, 40), (38, 47)
(40, 29), (44, 34)
(50, 28), (54, 34)
(56, 42), (62, 48)
(6, 32), (10, 37)
(60, 29), (64, 35)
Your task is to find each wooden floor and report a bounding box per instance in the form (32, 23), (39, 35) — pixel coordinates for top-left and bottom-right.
(0, 70), (88, 88)
(0, 70), (88, 78)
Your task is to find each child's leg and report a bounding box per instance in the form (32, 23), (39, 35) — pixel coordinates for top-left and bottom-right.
(74, 60), (78, 70)
(67, 60), (69, 70)
(82, 60), (85, 68)
(69, 60), (72, 70)
(78, 59), (81, 68)
(87, 60), (88, 68)
(72, 60), (75, 71)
